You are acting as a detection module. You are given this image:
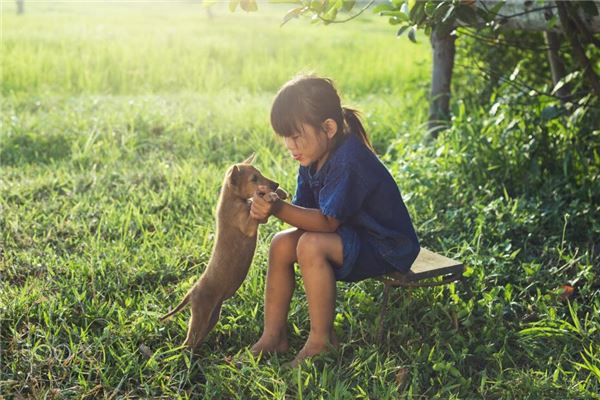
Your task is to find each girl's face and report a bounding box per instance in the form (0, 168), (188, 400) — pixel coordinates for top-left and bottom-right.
(283, 121), (336, 171)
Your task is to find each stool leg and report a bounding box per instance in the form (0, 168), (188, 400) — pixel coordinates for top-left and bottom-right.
(377, 283), (392, 343)
(460, 274), (474, 300)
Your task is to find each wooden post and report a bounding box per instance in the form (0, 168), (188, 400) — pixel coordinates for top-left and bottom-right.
(428, 28), (456, 139)
(376, 283), (392, 343)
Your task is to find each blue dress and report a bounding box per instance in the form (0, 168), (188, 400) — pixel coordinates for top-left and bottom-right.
(292, 133), (420, 282)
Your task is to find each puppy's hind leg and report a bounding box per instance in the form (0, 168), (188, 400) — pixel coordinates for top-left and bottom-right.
(183, 290), (220, 349)
(207, 301), (223, 333)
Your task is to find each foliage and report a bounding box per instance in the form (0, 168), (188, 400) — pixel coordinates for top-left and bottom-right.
(239, 1), (600, 100)
(264, 0), (599, 38)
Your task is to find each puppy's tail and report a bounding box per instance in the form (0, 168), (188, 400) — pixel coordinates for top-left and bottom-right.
(159, 292), (191, 322)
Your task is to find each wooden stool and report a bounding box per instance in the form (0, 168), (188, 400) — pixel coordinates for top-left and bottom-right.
(374, 248), (465, 342)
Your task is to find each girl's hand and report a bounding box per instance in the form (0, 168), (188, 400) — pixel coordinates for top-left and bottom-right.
(250, 191), (273, 222)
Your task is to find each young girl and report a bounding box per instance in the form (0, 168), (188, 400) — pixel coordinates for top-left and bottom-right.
(249, 75), (420, 367)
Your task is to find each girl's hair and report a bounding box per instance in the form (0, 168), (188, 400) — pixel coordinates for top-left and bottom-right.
(270, 75), (374, 152)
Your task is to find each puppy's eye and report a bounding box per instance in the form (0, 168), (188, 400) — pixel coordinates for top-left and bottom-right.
(251, 175), (258, 182)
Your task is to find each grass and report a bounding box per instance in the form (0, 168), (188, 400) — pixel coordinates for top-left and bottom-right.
(1, 1), (599, 399)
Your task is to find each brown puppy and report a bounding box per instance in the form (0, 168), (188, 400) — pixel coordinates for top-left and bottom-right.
(160, 155), (287, 349)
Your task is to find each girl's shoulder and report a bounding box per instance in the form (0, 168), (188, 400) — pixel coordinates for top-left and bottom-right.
(319, 143), (387, 193)
(332, 134), (384, 172)
(331, 134), (371, 164)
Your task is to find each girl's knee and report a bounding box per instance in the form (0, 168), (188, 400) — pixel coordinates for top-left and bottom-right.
(270, 229), (301, 263)
(296, 232), (326, 265)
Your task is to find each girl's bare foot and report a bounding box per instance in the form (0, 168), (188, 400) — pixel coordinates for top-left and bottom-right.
(286, 330), (339, 368)
(250, 332), (289, 356)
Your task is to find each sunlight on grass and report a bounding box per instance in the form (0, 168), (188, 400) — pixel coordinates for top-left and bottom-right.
(2, 2), (430, 96)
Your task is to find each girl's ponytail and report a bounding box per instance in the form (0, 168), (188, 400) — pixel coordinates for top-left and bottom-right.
(342, 107), (374, 153)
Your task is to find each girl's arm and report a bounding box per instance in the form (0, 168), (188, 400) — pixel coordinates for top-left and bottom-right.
(274, 201), (341, 233)
(250, 193), (340, 233)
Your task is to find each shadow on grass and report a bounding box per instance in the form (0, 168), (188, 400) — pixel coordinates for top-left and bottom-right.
(1, 132), (71, 166)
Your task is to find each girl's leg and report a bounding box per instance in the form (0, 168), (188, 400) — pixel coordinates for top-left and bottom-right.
(290, 232), (344, 367)
(250, 228), (304, 355)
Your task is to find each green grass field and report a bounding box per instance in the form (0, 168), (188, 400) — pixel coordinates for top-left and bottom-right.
(1, 1), (599, 398)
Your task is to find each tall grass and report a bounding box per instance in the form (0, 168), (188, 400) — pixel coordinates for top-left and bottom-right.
(1, 2), (430, 96)
(1, 1), (599, 399)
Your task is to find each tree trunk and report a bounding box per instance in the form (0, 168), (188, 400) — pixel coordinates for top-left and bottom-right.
(16, 0), (24, 14)
(426, 0), (600, 138)
(428, 28), (455, 139)
(544, 31), (570, 99)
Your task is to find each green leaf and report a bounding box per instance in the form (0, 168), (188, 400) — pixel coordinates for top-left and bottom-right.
(546, 15), (558, 29)
(380, 10), (409, 22)
(409, 0), (425, 21)
(281, 6), (306, 26)
(489, 1), (505, 16)
(310, 0), (325, 13)
(342, 0), (356, 12)
(432, 362), (446, 372)
(389, 16), (404, 25)
(449, 366), (462, 378)
(396, 25), (410, 36)
(323, 5), (338, 21)
(509, 64), (520, 81)
(541, 105), (562, 121)
(372, 3), (395, 13)
(424, 1), (437, 17)
(400, 1), (408, 14)
(229, 0), (239, 12)
(407, 25), (417, 42)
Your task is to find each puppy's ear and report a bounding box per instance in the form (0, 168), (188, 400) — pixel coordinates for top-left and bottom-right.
(229, 165), (240, 185)
(242, 153), (256, 165)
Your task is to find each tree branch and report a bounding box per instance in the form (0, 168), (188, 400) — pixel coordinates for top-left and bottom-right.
(492, 5), (557, 21)
(457, 27), (568, 52)
(566, 2), (600, 48)
(556, 1), (600, 98)
(318, 0), (375, 24)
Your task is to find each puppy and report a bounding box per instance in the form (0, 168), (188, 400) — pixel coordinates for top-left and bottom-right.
(160, 155), (287, 349)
